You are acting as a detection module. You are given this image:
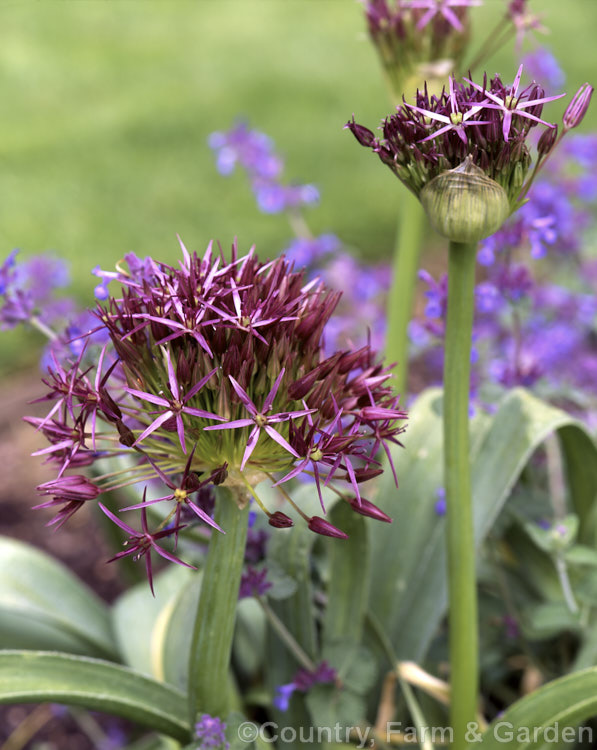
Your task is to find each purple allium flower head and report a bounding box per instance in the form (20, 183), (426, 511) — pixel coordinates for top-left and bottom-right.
(347, 66), (572, 224)
(361, 0), (480, 97)
(402, 0), (482, 33)
(507, 0), (547, 50)
(28, 239), (406, 580)
(195, 714), (229, 750)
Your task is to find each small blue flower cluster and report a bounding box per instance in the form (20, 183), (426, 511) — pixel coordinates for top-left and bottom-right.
(208, 122), (390, 356)
(410, 130), (597, 417)
(195, 714), (229, 749)
(0, 249), (71, 329)
(208, 121), (319, 214)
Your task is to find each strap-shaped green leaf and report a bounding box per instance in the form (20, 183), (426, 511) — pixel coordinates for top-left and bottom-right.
(0, 650), (190, 742)
(468, 667), (597, 749)
(368, 388), (597, 662)
(0, 537), (117, 659)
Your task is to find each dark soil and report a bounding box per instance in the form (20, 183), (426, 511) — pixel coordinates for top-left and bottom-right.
(0, 370), (130, 748)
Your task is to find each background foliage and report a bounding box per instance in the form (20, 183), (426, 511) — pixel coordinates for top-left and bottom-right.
(1, 0), (597, 373)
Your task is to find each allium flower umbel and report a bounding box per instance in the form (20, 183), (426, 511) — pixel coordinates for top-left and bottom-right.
(29, 239), (406, 574)
(347, 67), (591, 243)
(363, 0), (481, 97)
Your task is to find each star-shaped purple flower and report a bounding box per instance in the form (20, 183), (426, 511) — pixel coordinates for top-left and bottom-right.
(100, 496), (194, 595)
(464, 64), (565, 142)
(204, 368), (314, 470)
(402, 0), (482, 31)
(406, 77), (490, 145)
(125, 350), (224, 453)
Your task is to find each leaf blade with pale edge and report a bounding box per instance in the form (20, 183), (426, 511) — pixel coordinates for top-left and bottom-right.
(0, 650), (190, 742)
(0, 536), (117, 659)
(467, 667), (597, 749)
(111, 565), (193, 678)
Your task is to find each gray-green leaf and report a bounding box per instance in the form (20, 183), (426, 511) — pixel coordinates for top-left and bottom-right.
(0, 650), (190, 742)
(0, 536), (117, 659)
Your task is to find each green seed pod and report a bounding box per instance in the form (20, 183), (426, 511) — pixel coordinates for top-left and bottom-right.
(420, 156), (510, 243)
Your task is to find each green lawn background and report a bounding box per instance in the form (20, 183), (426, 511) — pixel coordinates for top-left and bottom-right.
(1, 0), (596, 372)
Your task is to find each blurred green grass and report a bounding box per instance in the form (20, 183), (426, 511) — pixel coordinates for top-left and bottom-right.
(1, 0), (596, 373)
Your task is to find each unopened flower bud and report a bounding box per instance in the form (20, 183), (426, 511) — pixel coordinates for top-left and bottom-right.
(308, 515), (349, 539)
(348, 497), (392, 523)
(268, 511), (294, 529)
(537, 125), (558, 157)
(420, 156), (510, 243)
(563, 83), (593, 131)
(116, 419), (135, 447)
(344, 118), (377, 148)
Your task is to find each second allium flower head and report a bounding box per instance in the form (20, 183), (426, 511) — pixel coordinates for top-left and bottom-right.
(347, 66), (592, 243)
(31, 239), (406, 574)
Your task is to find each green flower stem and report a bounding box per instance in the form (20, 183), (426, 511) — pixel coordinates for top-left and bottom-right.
(188, 488), (249, 723)
(385, 189), (425, 397)
(444, 240), (478, 749)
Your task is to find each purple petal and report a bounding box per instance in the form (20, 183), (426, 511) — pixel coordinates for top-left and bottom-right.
(441, 6), (463, 30)
(264, 425), (299, 458)
(203, 418), (254, 430)
(184, 368), (219, 402)
(187, 501), (225, 532)
(134, 410), (175, 445)
(182, 406), (227, 421)
(240, 425), (262, 470)
(124, 388), (170, 408)
(165, 350), (180, 401)
(263, 368), (285, 413)
(98, 502), (137, 534)
(176, 413), (186, 454)
(228, 375), (257, 415)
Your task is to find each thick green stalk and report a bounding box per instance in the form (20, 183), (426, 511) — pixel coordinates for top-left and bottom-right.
(385, 189), (425, 398)
(188, 488), (249, 722)
(444, 240), (478, 749)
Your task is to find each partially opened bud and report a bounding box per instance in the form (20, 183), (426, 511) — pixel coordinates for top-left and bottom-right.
(420, 157), (510, 243)
(563, 83), (593, 131)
